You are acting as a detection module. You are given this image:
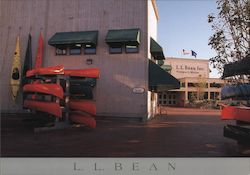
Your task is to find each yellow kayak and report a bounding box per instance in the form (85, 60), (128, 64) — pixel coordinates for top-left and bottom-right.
(10, 36), (21, 101)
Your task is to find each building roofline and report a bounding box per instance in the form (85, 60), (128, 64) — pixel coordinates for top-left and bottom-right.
(166, 57), (209, 62)
(151, 0), (159, 21)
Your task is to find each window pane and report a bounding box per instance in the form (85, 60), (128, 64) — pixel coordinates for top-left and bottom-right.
(163, 94), (166, 99)
(125, 45), (138, 53)
(70, 44), (82, 55)
(109, 46), (122, 54)
(84, 44), (96, 54)
(56, 48), (67, 55)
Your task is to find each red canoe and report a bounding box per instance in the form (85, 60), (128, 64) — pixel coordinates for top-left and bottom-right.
(70, 114), (96, 128)
(24, 100), (62, 118)
(69, 100), (96, 115)
(64, 68), (100, 78)
(26, 65), (64, 77)
(221, 105), (250, 122)
(23, 83), (64, 99)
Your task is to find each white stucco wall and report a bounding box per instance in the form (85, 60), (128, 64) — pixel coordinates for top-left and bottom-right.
(147, 1), (158, 119)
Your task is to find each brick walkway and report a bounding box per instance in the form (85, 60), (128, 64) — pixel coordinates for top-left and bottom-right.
(1, 107), (249, 157)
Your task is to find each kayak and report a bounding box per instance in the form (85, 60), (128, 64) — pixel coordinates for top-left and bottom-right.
(70, 114), (96, 128)
(34, 32), (44, 69)
(26, 65), (64, 77)
(22, 34), (32, 85)
(64, 68), (100, 78)
(221, 83), (250, 99)
(10, 36), (21, 101)
(69, 100), (96, 115)
(221, 105), (250, 122)
(23, 83), (64, 99)
(24, 99), (62, 118)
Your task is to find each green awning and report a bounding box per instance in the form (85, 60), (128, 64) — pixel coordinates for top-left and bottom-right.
(48, 31), (98, 46)
(149, 59), (180, 92)
(150, 38), (165, 60)
(223, 54), (250, 78)
(105, 28), (140, 45)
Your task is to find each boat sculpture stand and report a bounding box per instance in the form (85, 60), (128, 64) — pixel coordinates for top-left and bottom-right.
(23, 65), (100, 132)
(220, 55), (250, 146)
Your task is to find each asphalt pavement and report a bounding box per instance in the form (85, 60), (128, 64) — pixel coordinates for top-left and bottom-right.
(1, 107), (249, 157)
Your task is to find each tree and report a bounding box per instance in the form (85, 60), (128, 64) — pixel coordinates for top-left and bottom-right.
(208, 0), (250, 82)
(196, 75), (207, 101)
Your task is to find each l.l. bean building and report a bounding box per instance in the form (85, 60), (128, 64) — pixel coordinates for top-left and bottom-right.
(0, 0), (179, 120)
(158, 57), (225, 107)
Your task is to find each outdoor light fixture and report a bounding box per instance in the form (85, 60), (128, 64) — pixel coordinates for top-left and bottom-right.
(86, 58), (93, 65)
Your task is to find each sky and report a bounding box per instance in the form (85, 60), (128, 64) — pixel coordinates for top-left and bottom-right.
(156, 0), (220, 78)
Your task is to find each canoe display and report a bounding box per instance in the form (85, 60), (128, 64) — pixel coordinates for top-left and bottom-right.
(69, 100), (96, 115)
(222, 55), (250, 78)
(22, 63), (99, 130)
(34, 32), (44, 69)
(24, 100), (62, 118)
(70, 114), (96, 128)
(64, 68), (100, 78)
(23, 83), (64, 99)
(221, 105), (250, 122)
(26, 65), (64, 77)
(10, 36), (21, 101)
(221, 83), (250, 99)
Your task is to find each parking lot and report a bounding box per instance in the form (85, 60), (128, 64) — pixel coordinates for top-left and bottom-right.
(1, 107), (249, 157)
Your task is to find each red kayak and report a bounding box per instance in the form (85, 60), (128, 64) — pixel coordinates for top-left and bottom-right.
(70, 114), (96, 128)
(24, 100), (62, 118)
(69, 100), (96, 115)
(64, 68), (100, 78)
(26, 65), (64, 77)
(34, 32), (44, 69)
(221, 105), (250, 122)
(23, 83), (64, 99)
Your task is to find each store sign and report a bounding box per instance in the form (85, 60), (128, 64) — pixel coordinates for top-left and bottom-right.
(176, 65), (205, 74)
(170, 62), (208, 78)
(133, 87), (145, 94)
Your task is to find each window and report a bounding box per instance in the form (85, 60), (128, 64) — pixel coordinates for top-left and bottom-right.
(56, 47), (67, 55)
(109, 45), (122, 54)
(210, 82), (222, 88)
(163, 94), (167, 99)
(188, 83), (196, 87)
(70, 44), (82, 55)
(84, 44), (96, 54)
(125, 44), (139, 53)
